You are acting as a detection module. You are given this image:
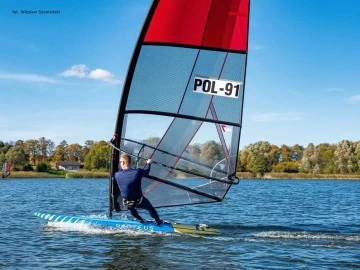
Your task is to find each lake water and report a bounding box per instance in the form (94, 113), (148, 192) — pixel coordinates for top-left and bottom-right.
(0, 179), (359, 269)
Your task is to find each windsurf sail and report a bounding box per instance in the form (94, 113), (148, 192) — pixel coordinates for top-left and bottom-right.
(110, 0), (250, 217)
(2, 159), (11, 178)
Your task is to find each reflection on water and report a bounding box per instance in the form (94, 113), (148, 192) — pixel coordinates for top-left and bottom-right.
(104, 235), (168, 269)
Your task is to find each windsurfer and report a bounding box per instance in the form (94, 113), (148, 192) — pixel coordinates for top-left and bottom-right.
(114, 153), (163, 225)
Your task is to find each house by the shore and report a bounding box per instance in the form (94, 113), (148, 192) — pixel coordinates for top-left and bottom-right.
(56, 161), (82, 171)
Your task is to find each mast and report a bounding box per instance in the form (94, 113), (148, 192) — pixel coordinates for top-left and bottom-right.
(109, 0), (161, 218)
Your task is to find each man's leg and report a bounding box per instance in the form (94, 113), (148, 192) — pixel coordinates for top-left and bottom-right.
(129, 208), (144, 223)
(139, 197), (162, 224)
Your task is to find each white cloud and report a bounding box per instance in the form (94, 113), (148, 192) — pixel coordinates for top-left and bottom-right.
(88, 68), (121, 84)
(251, 112), (307, 122)
(0, 64), (121, 85)
(59, 64), (89, 78)
(59, 64), (121, 84)
(88, 69), (111, 80)
(0, 72), (60, 83)
(346, 95), (360, 104)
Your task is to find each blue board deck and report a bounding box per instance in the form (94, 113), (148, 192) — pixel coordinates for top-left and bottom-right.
(34, 213), (220, 235)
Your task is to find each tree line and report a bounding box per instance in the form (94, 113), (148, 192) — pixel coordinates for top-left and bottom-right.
(2, 137), (360, 176)
(0, 138), (110, 172)
(238, 140), (360, 176)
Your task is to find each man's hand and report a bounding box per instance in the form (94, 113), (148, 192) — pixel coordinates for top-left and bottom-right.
(147, 159), (152, 164)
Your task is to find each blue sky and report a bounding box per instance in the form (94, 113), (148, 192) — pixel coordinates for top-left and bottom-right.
(0, 0), (359, 149)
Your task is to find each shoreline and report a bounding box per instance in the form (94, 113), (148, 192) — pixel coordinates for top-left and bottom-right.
(5, 171), (109, 179)
(3, 171), (360, 180)
(237, 172), (360, 180)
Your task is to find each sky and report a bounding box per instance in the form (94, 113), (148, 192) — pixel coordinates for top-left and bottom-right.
(0, 0), (359, 150)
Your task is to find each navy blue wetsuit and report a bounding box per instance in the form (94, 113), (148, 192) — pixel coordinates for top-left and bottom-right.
(114, 164), (161, 223)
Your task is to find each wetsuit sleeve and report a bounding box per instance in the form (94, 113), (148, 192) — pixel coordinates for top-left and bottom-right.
(142, 163), (151, 176)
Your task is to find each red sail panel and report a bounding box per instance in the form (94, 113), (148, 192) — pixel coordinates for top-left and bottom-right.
(145, 0), (249, 52)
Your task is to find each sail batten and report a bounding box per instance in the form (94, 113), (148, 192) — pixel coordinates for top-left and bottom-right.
(121, 138), (229, 175)
(110, 0), (250, 215)
(124, 110), (242, 127)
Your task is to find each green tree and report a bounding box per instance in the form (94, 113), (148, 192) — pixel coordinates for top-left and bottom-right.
(280, 144), (291, 162)
(241, 141), (274, 173)
(201, 140), (222, 164)
(251, 153), (267, 176)
(272, 161), (300, 173)
(237, 148), (249, 172)
(84, 141), (111, 170)
(0, 141), (8, 162)
(0, 141), (13, 157)
(5, 146), (29, 171)
(317, 143), (335, 174)
(36, 162), (50, 172)
(81, 140), (94, 162)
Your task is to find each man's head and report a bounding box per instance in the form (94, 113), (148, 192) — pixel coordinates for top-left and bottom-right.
(120, 153), (131, 169)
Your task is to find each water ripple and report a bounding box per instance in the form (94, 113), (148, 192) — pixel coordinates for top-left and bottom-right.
(0, 178), (359, 269)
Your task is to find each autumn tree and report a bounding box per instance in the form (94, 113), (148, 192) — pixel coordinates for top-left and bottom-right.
(35, 137), (55, 163)
(355, 141), (360, 173)
(24, 139), (38, 165)
(292, 144), (304, 161)
(15, 140), (25, 147)
(191, 143), (202, 156)
(67, 143), (83, 162)
(47, 139), (55, 160)
(37, 137), (48, 162)
(334, 140), (356, 174)
(53, 140), (68, 163)
(267, 144), (280, 169)
(300, 143), (319, 173)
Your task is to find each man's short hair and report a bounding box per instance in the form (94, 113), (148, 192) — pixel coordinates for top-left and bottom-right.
(120, 153), (131, 164)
